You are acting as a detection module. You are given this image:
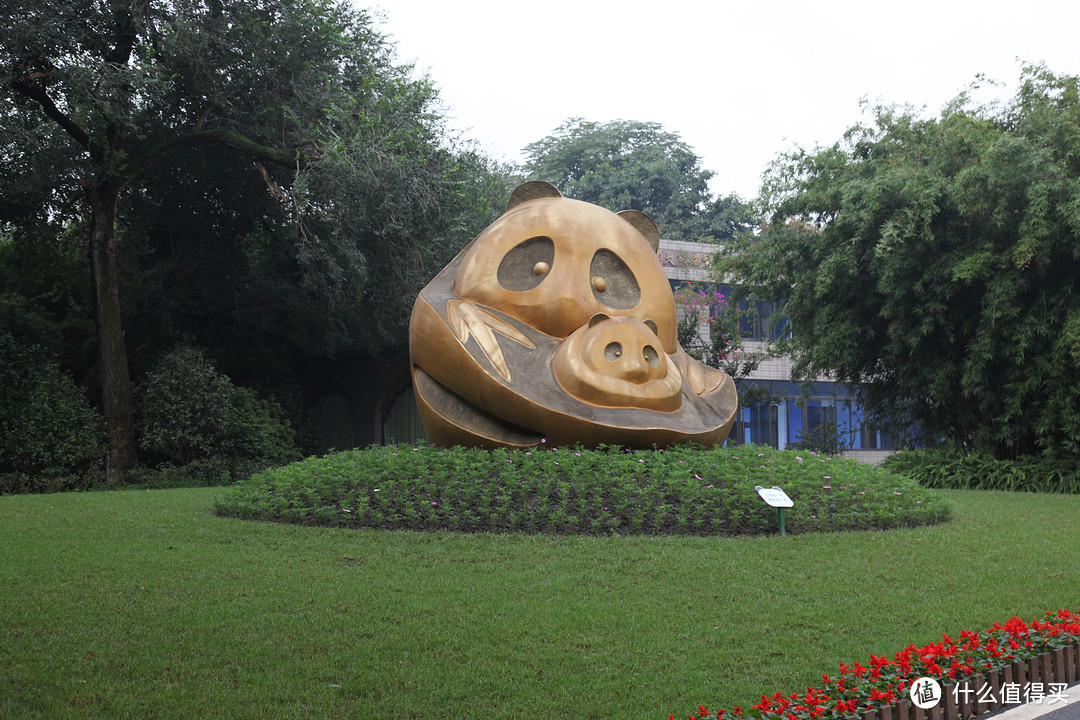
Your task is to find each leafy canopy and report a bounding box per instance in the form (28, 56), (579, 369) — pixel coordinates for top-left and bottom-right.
(1, 0), (512, 471)
(523, 118), (756, 242)
(717, 64), (1080, 459)
(2, 0), (508, 356)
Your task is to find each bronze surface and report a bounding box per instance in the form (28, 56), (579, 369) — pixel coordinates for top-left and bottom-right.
(408, 182), (737, 449)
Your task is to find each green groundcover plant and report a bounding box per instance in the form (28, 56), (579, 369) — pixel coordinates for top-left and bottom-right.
(215, 443), (949, 535)
(883, 449), (1080, 494)
(672, 609), (1080, 720)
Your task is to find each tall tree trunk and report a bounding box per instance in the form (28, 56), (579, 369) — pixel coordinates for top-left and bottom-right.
(86, 179), (138, 473)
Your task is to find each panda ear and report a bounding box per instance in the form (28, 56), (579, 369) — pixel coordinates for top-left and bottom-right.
(506, 181), (563, 211)
(617, 210), (661, 252)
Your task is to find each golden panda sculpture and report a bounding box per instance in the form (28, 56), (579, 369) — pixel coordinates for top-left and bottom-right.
(408, 181), (737, 449)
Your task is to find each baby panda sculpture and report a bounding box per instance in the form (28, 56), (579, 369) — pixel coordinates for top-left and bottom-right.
(409, 181), (737, 449)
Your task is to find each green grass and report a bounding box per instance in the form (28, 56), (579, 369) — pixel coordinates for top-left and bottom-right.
(1, 487), (1078, 720)
(214, 444), (949, 535)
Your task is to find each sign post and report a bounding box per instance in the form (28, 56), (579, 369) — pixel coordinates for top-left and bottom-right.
(755, 485), (794, 535)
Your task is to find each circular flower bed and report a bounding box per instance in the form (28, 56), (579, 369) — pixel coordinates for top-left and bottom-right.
(214, 443), (950, 536)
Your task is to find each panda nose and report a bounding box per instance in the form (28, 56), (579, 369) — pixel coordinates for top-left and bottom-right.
(603, 339), (664, 383)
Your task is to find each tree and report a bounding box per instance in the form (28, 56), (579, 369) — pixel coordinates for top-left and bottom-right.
(672, 282), (767, 405)
(1, 0), (508, 473)
(111, 132), (510, 386)
(523, 118), (756, 242)
(716, 64), (1080, 459)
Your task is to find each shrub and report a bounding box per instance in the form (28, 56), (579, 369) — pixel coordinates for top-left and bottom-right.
(136, 346), (300, 472)
(786, 422), (850, 457)
(222, 385), (299, 465)
(215, 443), (950, 536)
(0, 332), (106, 486)
(137, 346), (233, 465)
(882, 447), (1080, 493)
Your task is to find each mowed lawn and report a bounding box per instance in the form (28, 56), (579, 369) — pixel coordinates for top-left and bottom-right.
(1, 486), (1078, 720)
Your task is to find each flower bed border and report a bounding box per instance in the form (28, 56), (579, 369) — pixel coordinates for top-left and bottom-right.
(676, 610), (1080, 720)
(868, 645), (1079, 720)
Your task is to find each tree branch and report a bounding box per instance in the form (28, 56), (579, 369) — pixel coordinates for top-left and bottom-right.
(256, 162), (288, 202)
(120, 128), (313, 187)
(9, 77), (96, 160)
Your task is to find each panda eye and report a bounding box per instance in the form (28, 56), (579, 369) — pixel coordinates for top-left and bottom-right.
(590, 249), (640, 309)
(643, 345), (659, 367)
(497, 236), (555, 291)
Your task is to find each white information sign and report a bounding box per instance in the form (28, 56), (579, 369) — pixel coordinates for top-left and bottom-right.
(755, 485), (794, 508)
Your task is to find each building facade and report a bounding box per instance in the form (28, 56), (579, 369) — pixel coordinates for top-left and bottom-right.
(659, 238), (896, 464)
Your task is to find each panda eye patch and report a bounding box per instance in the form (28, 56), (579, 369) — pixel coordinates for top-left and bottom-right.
(590, 249), (640, 309)
(497, 236), (555, 291)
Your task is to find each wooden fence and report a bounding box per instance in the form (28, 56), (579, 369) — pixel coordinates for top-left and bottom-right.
(860, 643), (1080, 720)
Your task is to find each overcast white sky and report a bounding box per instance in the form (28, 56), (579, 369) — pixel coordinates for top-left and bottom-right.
(369, 0), (1080, 201)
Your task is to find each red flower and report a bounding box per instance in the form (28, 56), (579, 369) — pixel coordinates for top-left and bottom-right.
(869, 689), (894, 703)
(835, 699), (858, 713)
(894, 648), (913, 674)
